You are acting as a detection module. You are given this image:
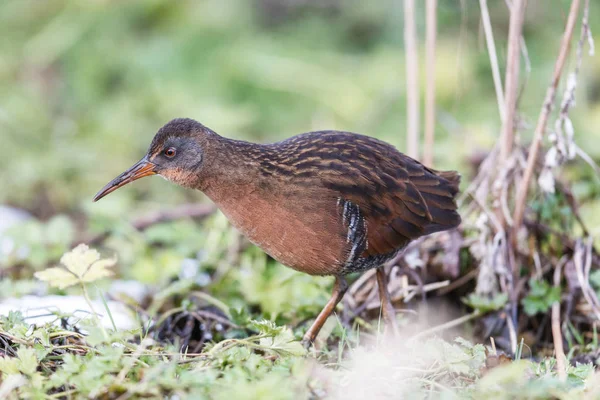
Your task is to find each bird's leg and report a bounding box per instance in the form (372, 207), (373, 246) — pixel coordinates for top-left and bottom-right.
(376, 267), (399, 337)
(302, 276), (348, 348)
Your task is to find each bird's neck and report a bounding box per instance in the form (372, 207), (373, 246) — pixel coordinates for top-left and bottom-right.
(199, 137), (273, 204)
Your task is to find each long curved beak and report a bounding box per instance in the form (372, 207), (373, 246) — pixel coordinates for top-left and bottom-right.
(93, 158), (157, 202)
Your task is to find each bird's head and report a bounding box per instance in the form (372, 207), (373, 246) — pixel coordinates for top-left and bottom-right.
(93, 118), (214, 202)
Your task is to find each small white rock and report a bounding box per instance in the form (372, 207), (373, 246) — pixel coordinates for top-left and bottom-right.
(0, 295), (136, 330)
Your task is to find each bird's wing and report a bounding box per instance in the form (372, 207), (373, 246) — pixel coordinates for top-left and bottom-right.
(271, 130), (461, 260)
(318, 144), (461, 258)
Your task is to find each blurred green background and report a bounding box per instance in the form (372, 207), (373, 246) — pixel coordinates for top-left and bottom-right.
(1, 0), (599, 299)
(3, 0), (599, 210)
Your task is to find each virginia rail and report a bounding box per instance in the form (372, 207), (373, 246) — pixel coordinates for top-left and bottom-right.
(94, 118), (461, 346)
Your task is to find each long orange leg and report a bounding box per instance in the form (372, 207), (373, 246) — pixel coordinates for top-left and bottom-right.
(376, 267), (399, 336)
(302, 276), (348, 348)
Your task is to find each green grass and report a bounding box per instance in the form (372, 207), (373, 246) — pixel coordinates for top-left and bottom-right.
(0, 309), (596, 399)
(0, 231), (598, 399)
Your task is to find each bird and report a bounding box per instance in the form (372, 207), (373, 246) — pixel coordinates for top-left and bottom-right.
(94, 118), (461, 347)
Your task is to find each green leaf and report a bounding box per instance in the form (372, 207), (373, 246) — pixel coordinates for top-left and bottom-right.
(60, 244), (106, 278)
(80, 258), (115, 283)
(259, 329), (306, 357)
(477, 360), (533, 391)
(0, 356), (20, 375)
(249, 319), (284, 336)
(521, 279), (561, 316)
(462, 293), (508, 313)
(230, 308), (251, 327)
(34, 244), (115, 289)
(16, 347), (38, 376)
(34, 267), (80, 289)
(566, 362), (594, 385)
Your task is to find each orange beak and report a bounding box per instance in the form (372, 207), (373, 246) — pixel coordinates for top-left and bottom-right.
(93, 158), (157, 202)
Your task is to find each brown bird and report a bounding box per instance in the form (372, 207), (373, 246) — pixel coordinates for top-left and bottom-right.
(94, 118), (461, 346)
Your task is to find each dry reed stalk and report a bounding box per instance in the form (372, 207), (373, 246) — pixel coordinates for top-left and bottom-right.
(404, 0), (420, 160)
(479, 0), (506, 123)
(423, 0), (437, 166)
(551, 262), (566, 381)
(500, 0), (526, 162)
(512, 0), (582, 236)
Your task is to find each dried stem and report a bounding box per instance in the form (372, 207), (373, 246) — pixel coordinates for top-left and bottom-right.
(574, 237), (600, 320)
(479, 0), (506, 123)
(500, 0), (526, 162)
(81, 282), (108, 340)
(423, 0), (437, 166)
(512, 0), (582, 235)
(551, 262), (566, 381)
(404, 0), (420, 160)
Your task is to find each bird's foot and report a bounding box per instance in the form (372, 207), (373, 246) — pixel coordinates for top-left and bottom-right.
(301, 336), (314, 350)
(383, 311), (400, 338)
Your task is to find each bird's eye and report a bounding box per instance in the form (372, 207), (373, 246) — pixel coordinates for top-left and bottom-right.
(164, 147), (177, 158)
